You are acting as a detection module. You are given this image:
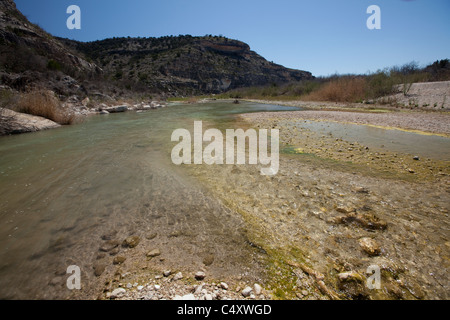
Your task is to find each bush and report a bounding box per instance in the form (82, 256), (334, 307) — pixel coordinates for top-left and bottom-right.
(47, 59), (62, 71)
(14, 90), (76, 125)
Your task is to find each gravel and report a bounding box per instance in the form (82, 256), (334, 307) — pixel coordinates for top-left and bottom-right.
(242, 110), (450, 136)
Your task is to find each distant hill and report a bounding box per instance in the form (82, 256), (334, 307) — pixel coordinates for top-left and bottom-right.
(60, 35), (313, 96)
(0, 0), (314, 99)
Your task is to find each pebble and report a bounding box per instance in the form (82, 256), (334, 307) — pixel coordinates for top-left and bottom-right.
(241, 287), (253, 297)
(113, 256), (126, 265)
(110, 288), (126, 299)
(220, 282), (229, 290)
(204, 294), (213, 300)
(147, 249), (161, 258)
(173, 294), (196, 300)
(173, 272), (183, 281)
(253, 283), (262, 295)
(195, 271), (206, 280)
(122, 236), (140, 248)
(93, 263), (106, 277)
(359, 237), (381, 256)
(163, 270), (172, 277)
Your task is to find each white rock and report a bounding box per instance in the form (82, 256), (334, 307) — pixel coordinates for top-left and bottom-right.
(195, 271), (206, 280)
(194, 285), (203, 295)
(242, 287), (253, 297)
(204, 294), (213, 301)
(173, 293), (196, 300)
(154, 285), (161, 290)
(110, 288), (126, 299)
(173, 272), (183, 281)
(220, 282), (229, 290)
(137, 286), (144, 291)
(254, 283), (262, 295)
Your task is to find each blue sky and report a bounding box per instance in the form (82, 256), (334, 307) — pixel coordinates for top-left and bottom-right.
(14, 0), (450, 77)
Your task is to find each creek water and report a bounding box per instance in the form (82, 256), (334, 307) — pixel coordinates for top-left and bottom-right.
(0, 101), (448, 299)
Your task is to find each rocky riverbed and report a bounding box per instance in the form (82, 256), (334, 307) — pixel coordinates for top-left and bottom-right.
(97, 108), (450, 301)
(176, 109), (450, 300)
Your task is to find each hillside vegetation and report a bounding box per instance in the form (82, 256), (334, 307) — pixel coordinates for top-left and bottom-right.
(217, 60), (450, 105)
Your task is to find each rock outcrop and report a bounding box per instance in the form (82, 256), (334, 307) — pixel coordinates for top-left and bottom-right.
(0, 107), (60, 135)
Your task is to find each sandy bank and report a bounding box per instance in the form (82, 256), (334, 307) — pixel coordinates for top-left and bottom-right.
(241, 109), (450, 136)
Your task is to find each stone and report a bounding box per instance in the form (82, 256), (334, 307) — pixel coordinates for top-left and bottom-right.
(195, 271), (206, 280)
(81, 97), (90, 106)
(122, 236), (140, 248)
(0, 108), (61, 135)
(147, 248), (161, 258)
(105, 105), (128, 113)
(93, 263), (107, 277)
(359, 237), (381, 256)
(413, 156), (420, 161)
(163, 270), (172, 277)
(101, 231), (118, 241)
(113, 256), (126, 265)
(146, 232), (158, 240)
(99, 240), (120, 252)
(253, 283), (262, 295)
(220, 282), (229, 290)
(110, 288), (126, 299)
(173, 272), (183, 281)
(173, 294), (196, 300)
(354, 187), (369, 194)
(338, 271), (365, 283)
(241, 287), (253, 297)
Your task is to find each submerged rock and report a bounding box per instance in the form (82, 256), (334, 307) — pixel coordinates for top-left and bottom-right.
(146, 248), (161, 258)
(122, 236), (140, 248)
(113, 256), (126, 265)
(359, 237), (381, 256)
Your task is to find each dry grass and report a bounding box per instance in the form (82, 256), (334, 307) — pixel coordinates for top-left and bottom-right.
(14, 90), (76, 125)
(302, 76), (367, 102)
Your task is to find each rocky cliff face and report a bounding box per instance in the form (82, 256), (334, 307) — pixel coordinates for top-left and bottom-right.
(62, 35), (313, 95)
(1, 0), (313, 98)
(0, 0), (101, 94)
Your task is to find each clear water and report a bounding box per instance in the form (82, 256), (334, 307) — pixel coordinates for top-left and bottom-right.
(0, 101), (298, 299)
(292, 120), (450, 161)
(0, 101), (448, 299)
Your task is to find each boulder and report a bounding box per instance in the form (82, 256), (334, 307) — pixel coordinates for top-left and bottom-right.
(105, 105), (128, 113)
(0, 108), (60, 135)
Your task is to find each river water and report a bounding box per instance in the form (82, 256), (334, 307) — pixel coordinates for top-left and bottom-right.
(0, 101), (448, 299)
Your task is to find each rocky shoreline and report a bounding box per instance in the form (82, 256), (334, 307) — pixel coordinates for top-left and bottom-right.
(241, 108), (450, 136)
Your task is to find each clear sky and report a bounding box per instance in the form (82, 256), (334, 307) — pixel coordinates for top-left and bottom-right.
(14, 0), (450, 77)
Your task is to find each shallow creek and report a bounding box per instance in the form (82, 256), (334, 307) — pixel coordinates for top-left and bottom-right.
(0, 101), (448, 299)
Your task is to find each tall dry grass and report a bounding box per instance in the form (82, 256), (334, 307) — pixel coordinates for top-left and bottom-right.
(302, 76), (368, 102)
(14, 90), (76, 125)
